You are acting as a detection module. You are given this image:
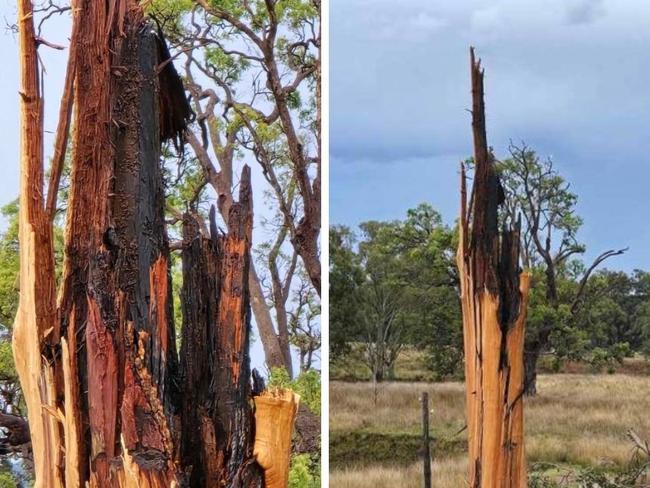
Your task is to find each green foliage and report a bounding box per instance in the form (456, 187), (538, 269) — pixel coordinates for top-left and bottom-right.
(330, 430), (464, 469)
(268, 368), (321, 415)
(0, 471), (15, 488)
(0, 201), (19, 327)
(288, 453), (320, 488)
(0, 342), (16, 381)
(331, 195), (649, 380)
(330, 204), (461, 381)
(146, 0), (193, 17)
(329, 226), (363, 358)
(207, 0), (245, 16)
(204, 47), (250, 83)
(276, 0), (319, 28)
(529, 460), (650, 488)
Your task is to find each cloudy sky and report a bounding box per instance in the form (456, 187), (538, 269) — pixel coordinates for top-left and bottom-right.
(331, 0), (650, 272)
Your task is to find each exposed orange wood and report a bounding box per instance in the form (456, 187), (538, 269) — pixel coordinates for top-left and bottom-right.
(62, 309), (82, 488)
(458, 48), (531, 488)
(149, 256), (169, 354)
(13, 1), (62, 487)
(86, 296), (118, 486)
(254, 389), (300, 488)
(46, 0), (80, 221)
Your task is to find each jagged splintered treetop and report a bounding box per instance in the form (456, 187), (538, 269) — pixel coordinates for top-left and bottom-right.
(463, 47), (523, 335)
(458, 47), (531, 488)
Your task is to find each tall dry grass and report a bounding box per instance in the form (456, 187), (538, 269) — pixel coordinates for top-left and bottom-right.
(330, 374), (650, 486)
(329, 457), (467, 488)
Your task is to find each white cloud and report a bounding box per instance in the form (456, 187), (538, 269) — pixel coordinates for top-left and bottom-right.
(470, 5), (501, 32)
(410, 12), (446, 31)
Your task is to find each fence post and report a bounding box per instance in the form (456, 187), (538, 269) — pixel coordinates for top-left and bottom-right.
(422, 392), (432, 488)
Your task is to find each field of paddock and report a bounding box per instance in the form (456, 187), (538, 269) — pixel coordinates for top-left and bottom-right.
(330, 374), (650, 487)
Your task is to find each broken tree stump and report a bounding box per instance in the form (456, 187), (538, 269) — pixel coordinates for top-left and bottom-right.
(457, 47), (531, 488)
(13, 1), (300, 486)
(13, 1), (61, 486)
(253, 389), (300, 488)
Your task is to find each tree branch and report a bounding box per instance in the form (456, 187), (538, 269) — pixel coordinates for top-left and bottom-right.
(571, 247), (628, 313)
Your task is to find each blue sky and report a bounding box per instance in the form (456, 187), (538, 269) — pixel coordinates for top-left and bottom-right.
(331, 0), (650, 272)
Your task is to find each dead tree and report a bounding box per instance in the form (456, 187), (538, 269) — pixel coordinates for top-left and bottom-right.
(13, 1), (298, 486)
(457, 48), (531, 488)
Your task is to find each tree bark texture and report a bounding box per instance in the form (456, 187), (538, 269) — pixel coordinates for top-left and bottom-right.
(14, 2), (297, 486)
(13, 0), (60, 486)
(457, 48), (531, 488)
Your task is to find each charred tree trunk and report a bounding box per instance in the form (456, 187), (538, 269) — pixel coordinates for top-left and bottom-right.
(457, 48), (531, 488)
(179, 174), (265, 487)
(523, 348), (539, 397)
(58, 7), (183, 484)
(14, 2), (298, 486)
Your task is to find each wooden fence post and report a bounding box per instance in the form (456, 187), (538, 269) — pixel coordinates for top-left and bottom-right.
(422, 392), (432, 488)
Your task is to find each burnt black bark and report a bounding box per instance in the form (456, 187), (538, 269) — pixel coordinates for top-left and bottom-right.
(22, 4), (269, 484)
(178, 171), (263, 487)
(523, 349), (538, 397)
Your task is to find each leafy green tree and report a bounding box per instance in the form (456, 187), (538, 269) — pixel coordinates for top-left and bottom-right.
(330, 204), (460, 381)
(329, 226), (363, 358)
(496, 143), (625, 394)
(383, 205), (460, 378)
(0, 202), (19, 327)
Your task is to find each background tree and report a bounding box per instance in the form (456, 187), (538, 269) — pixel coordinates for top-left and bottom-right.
(149, 0), (321, 376)
(496, 143), (626, 394)
(329, 206), (459, 382)
(329, 226), (363, 359)
(330, 203), (647, 386)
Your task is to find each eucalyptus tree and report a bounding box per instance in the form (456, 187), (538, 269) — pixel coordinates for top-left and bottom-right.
(150, 0), (321, 376)
(497, 143), (626, 394)
(12, 1), (299, 486)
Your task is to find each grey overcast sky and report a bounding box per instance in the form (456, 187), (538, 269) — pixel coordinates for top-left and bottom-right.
(331, 0), (650, 272)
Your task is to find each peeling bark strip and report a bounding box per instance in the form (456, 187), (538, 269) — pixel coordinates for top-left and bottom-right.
(457, 48), (532, 488)
(13, 1), (61, 487)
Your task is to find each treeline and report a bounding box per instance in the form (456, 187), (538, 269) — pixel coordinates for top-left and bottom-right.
(330, 145), (647, 391)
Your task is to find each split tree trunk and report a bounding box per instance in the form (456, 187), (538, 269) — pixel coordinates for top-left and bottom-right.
(14, 2), (298, 486)
(12, 2), (60, 486)
(457, 48), (531, 488)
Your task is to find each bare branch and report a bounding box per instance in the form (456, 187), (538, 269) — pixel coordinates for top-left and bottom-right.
(571, 247), (628, 313)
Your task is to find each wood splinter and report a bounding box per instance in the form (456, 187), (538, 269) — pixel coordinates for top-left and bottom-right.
(253, 389), (300, 488)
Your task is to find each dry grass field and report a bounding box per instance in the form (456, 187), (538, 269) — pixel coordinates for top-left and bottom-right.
(330, 374), (650, 487)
